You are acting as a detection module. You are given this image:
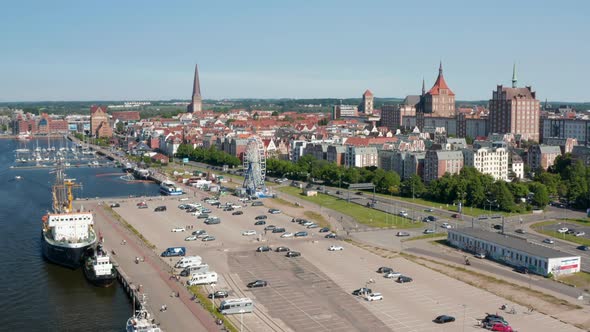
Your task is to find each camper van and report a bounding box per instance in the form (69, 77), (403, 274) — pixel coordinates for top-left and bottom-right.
(174, 256), (202, 269)
(187, 271), (218, 286)
(180, 263), (209, 277)
(161, 247), (186, 257)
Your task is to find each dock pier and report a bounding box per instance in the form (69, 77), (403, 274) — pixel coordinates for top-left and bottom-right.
(86, 201), (220, 332)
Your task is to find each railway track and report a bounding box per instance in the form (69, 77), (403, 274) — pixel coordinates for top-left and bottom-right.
(223, 272), (289, 332)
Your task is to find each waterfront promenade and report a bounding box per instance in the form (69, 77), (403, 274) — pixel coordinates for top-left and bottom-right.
(85, 200), (219, 332)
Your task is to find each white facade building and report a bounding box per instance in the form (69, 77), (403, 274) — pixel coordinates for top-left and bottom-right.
(345, 146), (378, 168)
(462, 147), (508, 181)
(448, 228), (580, 277)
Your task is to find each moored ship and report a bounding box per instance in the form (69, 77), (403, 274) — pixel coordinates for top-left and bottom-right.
(126, 294), (163, 332)
(41, 164), (97, 269)
(83, 243), (116, 287)
(159, 180), (183, 196)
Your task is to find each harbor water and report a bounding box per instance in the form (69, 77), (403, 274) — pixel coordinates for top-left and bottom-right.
(0, 138), (160, 331)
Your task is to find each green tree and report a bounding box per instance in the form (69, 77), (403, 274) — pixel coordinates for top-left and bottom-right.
(534, 171), (561, 196)
(401, 175), (425, 198)
(489, 181), (515, 212)
(529, 182), (550, 208)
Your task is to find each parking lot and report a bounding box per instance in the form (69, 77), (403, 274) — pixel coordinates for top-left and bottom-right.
(110, 192), (585, 332)
(543, 222), (590, 240)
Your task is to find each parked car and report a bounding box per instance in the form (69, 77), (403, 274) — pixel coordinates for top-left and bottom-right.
(319, 227), (330, 233)
(557, 227), (569, 234)
(543, 238), (555, 244)
(493, 224), (503, 230)
(110, 203), (120, 208)
(307, 223), (319, 229)
(575, 231), (586, 237)
(424, 208), (434, 212)
(474, 252), (486, 259)
(383, 271), (402, 279)
(184, 235), (198, 241)
(515, 266), (529, 274)
(207, 290), (229, 299)
(201, 235), (216, 241)
(302, 221), (314, 226)
(232, 210), (244, 215)
(264, 225), (276, 231)
(256, 246), (271, 252)
(255, 215), (268, 220)
(154, 206), (167, 212)
(365, 293), (383, 301)
(268, 209), (282, 214)
(423, 229), (436, 234)
(434, 315), (455, 324)
(254, 220), (266, 226)
(577, 245), (589, 251)
(192, 229), (206, 236)
(396, 231), (410, 237)
(352, 288), (372, 296)
(515, 229), (526, 234)
(171, 227), (186, 232)
(490, 324), (513, 332)
(325, 233), (337, 239)
(286, 251), (301, 257)
(272, 227), (286, 233)
(377, 267), (393, 274)
(294, 231), (308, 237)
(280, 232), (294, 238)
(451, 214), (460, 219)
(328, 245), (343, 251)
(138, 204), (148, 209)
(247, 280), (267, 288)
(440, 223), (451, 229)
(397, 276), (413, 283)
(427, 215), (437, 222)
(242, 230), (257, 236)
(197, 213), (210, 219)
(399, 211), (409, 217)
(275, 246), (290, 252)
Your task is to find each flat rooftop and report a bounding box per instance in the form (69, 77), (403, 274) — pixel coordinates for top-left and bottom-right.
(449, 228), (579, 259)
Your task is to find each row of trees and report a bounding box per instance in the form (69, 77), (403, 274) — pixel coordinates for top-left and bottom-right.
(266, 155), (558, 212)
(175, 144), (241, 167)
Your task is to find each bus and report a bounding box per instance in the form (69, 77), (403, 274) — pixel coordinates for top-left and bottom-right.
(218, 298), (254, 315)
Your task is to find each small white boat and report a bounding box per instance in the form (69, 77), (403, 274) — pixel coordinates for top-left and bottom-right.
(14, 176), (22, 180)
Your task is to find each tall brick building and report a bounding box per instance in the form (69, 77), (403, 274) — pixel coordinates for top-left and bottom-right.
(90, 105), (113, 138)
(489, 65), (540, 142)
(359, 90), (374, 115)
(423, 62), (456, 118)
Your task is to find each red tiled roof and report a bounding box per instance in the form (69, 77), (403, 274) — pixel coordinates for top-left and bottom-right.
(363, 89), (373, 96)
(90, 105), (107, 114)
(112, 111), (140, 121)
(428, 73), (455, 96)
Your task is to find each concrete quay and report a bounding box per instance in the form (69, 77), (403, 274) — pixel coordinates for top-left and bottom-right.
(81, 200), (220, 332)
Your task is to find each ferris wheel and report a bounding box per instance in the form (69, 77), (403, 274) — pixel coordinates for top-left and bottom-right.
(242, 136), (266, 196)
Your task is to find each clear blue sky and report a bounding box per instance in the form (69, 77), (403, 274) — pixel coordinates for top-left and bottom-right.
(1, 0), (588, 102)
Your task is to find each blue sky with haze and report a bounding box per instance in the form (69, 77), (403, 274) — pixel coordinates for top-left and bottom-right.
(1, 0), (588, 101)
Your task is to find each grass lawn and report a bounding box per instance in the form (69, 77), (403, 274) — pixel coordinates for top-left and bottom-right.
(277, 186), (422, 229)
(401, 233), (446, 242)
(531, 220), (590, 246)
(303, 211), (330, 229)
(270, 196), (303, 209)
(558, 272), (590, 291)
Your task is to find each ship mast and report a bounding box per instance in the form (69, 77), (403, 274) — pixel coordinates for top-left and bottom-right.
(52, 163), (81, 214)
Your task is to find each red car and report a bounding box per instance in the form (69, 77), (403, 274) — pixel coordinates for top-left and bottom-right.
(491, 323), (513, 332)
(451, 213), (461, 219)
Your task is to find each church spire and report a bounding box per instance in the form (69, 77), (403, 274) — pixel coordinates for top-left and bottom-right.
(421, 78), (425, 96)
(187, 64), (203, 113)
(511, 62), (517, 88)
(439, 61), (443, 76)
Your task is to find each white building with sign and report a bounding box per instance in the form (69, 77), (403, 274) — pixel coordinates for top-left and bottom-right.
(448, 228), (580, 277)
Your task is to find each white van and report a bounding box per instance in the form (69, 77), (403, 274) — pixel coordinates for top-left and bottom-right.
(180, 263), (209, 277)
(174, 256), (202, 269)
(187, 271), (218, 286)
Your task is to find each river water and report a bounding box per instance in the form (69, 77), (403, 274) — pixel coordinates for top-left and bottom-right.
(0, 138), (160, 331)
